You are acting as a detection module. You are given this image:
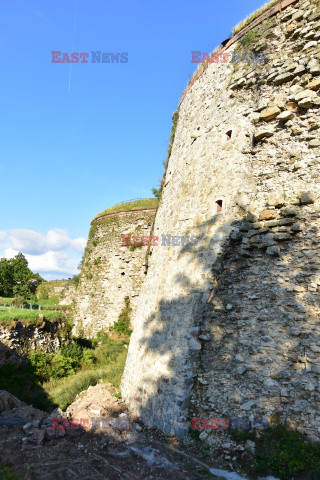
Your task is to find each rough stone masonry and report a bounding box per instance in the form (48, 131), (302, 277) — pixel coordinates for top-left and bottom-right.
(121, 0), (320, 440)
(73, 208), (156, 337)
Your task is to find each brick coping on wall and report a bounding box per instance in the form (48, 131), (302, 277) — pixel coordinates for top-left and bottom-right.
(179, 0), (299, 106)
(91, 209), (157, 225)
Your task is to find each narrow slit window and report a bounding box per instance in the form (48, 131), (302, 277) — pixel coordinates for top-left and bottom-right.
(226, 130), (232, 141)
(216, 200), (223, 212)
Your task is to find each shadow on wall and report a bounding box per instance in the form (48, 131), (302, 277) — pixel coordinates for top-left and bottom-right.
(128, 208), (320, 437)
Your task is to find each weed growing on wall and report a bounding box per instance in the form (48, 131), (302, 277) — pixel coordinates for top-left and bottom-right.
(155, 109), (180, 198)
(110, 296), (132, 336)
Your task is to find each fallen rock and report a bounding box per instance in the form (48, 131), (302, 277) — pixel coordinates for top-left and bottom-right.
(45, 428), (56, 441)
(29, 429), (45, 446)
(0, 391), (23, 413)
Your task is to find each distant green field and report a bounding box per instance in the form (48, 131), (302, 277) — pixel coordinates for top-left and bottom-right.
(93, 198), (158, 222)
(0, 297), (14, 305)
(0, 307), (62, 326)
(35, 297), (70, 310)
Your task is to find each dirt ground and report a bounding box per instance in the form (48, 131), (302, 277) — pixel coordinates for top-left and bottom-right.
(0, 386), (227, 480)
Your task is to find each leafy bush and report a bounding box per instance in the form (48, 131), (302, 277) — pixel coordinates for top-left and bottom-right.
(44, 356), (127, 410)
(44, 334), (128, 409)
(0, 465), (20, 480)
(0, 331), (128, 410)
(12, 295), (28, 307)
(255, 423), (320, 479)
(152, 187), (161, 199)
(28, 340), (93, 381)
(110, 297), (132, 336)
(72, 274), (80, 286)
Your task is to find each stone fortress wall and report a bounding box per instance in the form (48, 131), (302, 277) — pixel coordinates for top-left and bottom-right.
(73, 206), (156, 338)
(121, 0), (320, 440)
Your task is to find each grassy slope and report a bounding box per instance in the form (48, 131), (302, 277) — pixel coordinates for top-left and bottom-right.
(0, 307), (62, 326)
(93, 198), (158, 221)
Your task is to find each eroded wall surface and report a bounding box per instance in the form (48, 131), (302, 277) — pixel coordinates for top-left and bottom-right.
(73, 210), (156, 337)
(122, 0), (320, 438)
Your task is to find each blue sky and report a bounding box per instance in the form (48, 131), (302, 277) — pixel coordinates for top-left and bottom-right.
(0, 0), (269, 279)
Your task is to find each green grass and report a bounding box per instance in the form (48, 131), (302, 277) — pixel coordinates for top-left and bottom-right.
(0, 465), (21, 480)
(35, 297), (70, 311)
(0, 297), (14, 305)
(41, 334), (128, 410)
(0, 333), (128, 411)
(93, 198), (158, 221)
(255, 423), (320, 479)
(230, 419), (320, 479)
(44, 351), (127, 410)
(37, 296), (60, 306)
(0, 307), (62, 326)
(36, 279), (76, 303)
(232, 0), (280, 34)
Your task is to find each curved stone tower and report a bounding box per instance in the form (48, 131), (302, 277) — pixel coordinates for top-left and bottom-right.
(73, 199), (157, 337)
(121, 0), (320, 439)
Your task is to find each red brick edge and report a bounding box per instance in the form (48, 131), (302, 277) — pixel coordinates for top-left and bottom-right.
(179, 0), (299, 106)
(91, 208), (157, 225)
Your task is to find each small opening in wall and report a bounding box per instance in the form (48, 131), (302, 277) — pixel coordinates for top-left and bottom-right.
(226, 130), (232, 141)
(121, 272), (125, 276)
(216, 200), (223, 212)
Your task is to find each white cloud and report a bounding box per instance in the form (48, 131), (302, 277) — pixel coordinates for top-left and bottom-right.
(0, 228), (86, 279)
(70, 237), (87, 253)
(6, 229), (46, 255)
(47, 229), (72, 251)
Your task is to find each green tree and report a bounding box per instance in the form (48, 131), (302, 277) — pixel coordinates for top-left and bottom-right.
(0, 258), (14, 297)
(0, 253), (44, 298)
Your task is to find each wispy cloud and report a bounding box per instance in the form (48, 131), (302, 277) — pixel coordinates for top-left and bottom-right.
(34, 9), (58, 29)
